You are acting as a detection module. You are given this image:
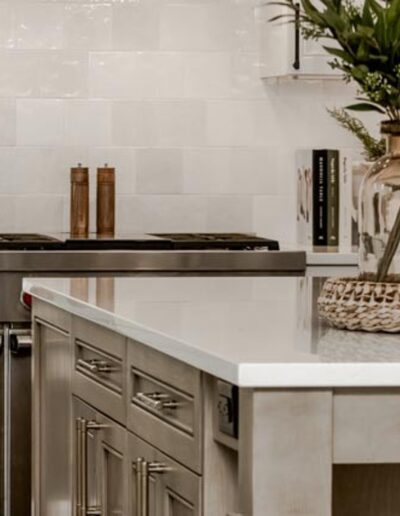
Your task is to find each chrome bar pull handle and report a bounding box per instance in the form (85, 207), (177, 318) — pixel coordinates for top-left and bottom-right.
(134, 392), (179, 411)
(78, 419), (106, 516)
(77, 358), (116, 374)
(135, 458), (171, 516)
(87, 421), (109, 431)
(75, 418), (83, 515)
(135, 458), (147, 516)
(81, 419), (88, 516)
(148, 462), (171, 474)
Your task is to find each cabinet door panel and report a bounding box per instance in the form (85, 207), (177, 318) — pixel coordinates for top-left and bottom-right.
(36, 321), (72, 516)
(164, 491), (195, 516)
(126, 431), (201, 516)
(97, 411), (126, 516)
(103, 445), (124, 515)
(73, 397), (101, 514)
(127, 433), (158, 516)
(73, 397), (127, 516)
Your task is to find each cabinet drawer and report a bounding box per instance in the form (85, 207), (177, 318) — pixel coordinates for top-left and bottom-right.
(72, 317), (127, 424)
(127, 430), (202, 516)
(127, 339), (203, 474)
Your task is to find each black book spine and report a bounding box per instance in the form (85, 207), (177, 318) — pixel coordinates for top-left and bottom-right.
(327, 150), (339, 247)
(313, 150), (328, 246)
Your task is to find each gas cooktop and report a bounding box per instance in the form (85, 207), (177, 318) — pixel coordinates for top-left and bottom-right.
(0, 233), (280, 251)
(0, 233), (63, 250)
(152, 233), (280, 250)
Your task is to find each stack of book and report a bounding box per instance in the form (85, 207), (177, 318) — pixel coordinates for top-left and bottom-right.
(296, 148), (365, 251)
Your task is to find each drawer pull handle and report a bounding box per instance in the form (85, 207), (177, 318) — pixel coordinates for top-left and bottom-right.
(134, 392), (179, 411)
(77, 358), (116, 374)
(135, 458), (171, 516)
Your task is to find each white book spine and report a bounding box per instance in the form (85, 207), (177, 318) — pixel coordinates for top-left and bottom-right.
(339, 148), (366, 252)
(295, 149), (313, 248)
(339, 149), (353, 252)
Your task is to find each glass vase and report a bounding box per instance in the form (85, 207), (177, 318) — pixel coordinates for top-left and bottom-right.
(359, 121), (400, 281)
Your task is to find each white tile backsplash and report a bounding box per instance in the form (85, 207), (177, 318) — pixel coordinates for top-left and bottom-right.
(17, 99), (64, 146)
(112, 101), (207, 147)
(64, 100), (111, 146)
(206, 100), (277, 146)
(112, 4), (160, 51)
(183, 147), (278, 194)
(0, 0), (378, 240)
(89, 52), (185, 99)
(135, 148), (184, 194)
(0, 99), (16, 146)
(184, 54), (233, 99)
(117, 195), (207, 233)
(160, 4), (234, 52)
(36, 51), (88, 98)
(0, 4), (15, 49)
(0, 146), (82, 195)
(253, 194), (297, 244)
(14, 4), (64, 50)
(63, 4), (112, 50)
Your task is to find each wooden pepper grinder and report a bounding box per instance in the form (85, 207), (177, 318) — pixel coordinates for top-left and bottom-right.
(97, 164), (115, 237)
(70, 164), (89, 238)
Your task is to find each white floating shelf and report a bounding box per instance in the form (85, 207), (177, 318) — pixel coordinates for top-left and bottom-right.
(306, 251), (358, 266)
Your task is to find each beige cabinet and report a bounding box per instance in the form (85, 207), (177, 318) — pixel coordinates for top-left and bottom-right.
(33, 307), (238, 516)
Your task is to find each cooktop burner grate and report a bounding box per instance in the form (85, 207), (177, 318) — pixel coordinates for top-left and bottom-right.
(151, 233), (280, 250)
(0, 234), (63, 250)
(0, 233), (60, 242)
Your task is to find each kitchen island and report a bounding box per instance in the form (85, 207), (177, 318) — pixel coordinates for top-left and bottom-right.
(26, 276), (400, 516)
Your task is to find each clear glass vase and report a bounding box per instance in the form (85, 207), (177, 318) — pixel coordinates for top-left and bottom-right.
(359, 121), (400, 281)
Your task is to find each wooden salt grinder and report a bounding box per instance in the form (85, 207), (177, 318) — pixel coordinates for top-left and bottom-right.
(97, 164), (115, 237)
(70, 164), (89, 238)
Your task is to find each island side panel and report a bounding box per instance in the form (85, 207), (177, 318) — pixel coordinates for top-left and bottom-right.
(239, 389), (333, 516)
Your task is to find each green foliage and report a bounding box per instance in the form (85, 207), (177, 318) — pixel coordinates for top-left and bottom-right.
(327, 107), (386, 160)
(268, 0), (400, 121)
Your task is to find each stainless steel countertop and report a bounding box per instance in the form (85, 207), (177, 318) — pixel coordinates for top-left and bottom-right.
(0, 249), (306, 273)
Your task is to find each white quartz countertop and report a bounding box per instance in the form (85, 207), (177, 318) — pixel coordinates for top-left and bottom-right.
(24, 275), (400, 388)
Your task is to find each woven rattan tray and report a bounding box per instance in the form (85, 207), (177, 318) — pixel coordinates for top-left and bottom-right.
(318, 277), (400, 333)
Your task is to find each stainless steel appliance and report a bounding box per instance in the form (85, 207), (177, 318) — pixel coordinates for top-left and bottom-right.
(0, 232), (305, 516)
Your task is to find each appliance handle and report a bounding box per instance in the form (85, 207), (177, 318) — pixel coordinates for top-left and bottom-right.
(9, 333), (32, 356)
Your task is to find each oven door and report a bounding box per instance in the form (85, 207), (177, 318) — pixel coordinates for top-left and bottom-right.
(2, 325), (32, 516)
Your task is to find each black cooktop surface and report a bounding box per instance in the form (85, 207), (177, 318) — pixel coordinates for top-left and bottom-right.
(0, 233), (280, 251)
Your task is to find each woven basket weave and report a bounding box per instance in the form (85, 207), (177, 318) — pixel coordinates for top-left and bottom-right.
(318, 277), (400, 333)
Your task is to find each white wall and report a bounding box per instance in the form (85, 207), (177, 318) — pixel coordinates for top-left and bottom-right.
(0, 0), (375, 242)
